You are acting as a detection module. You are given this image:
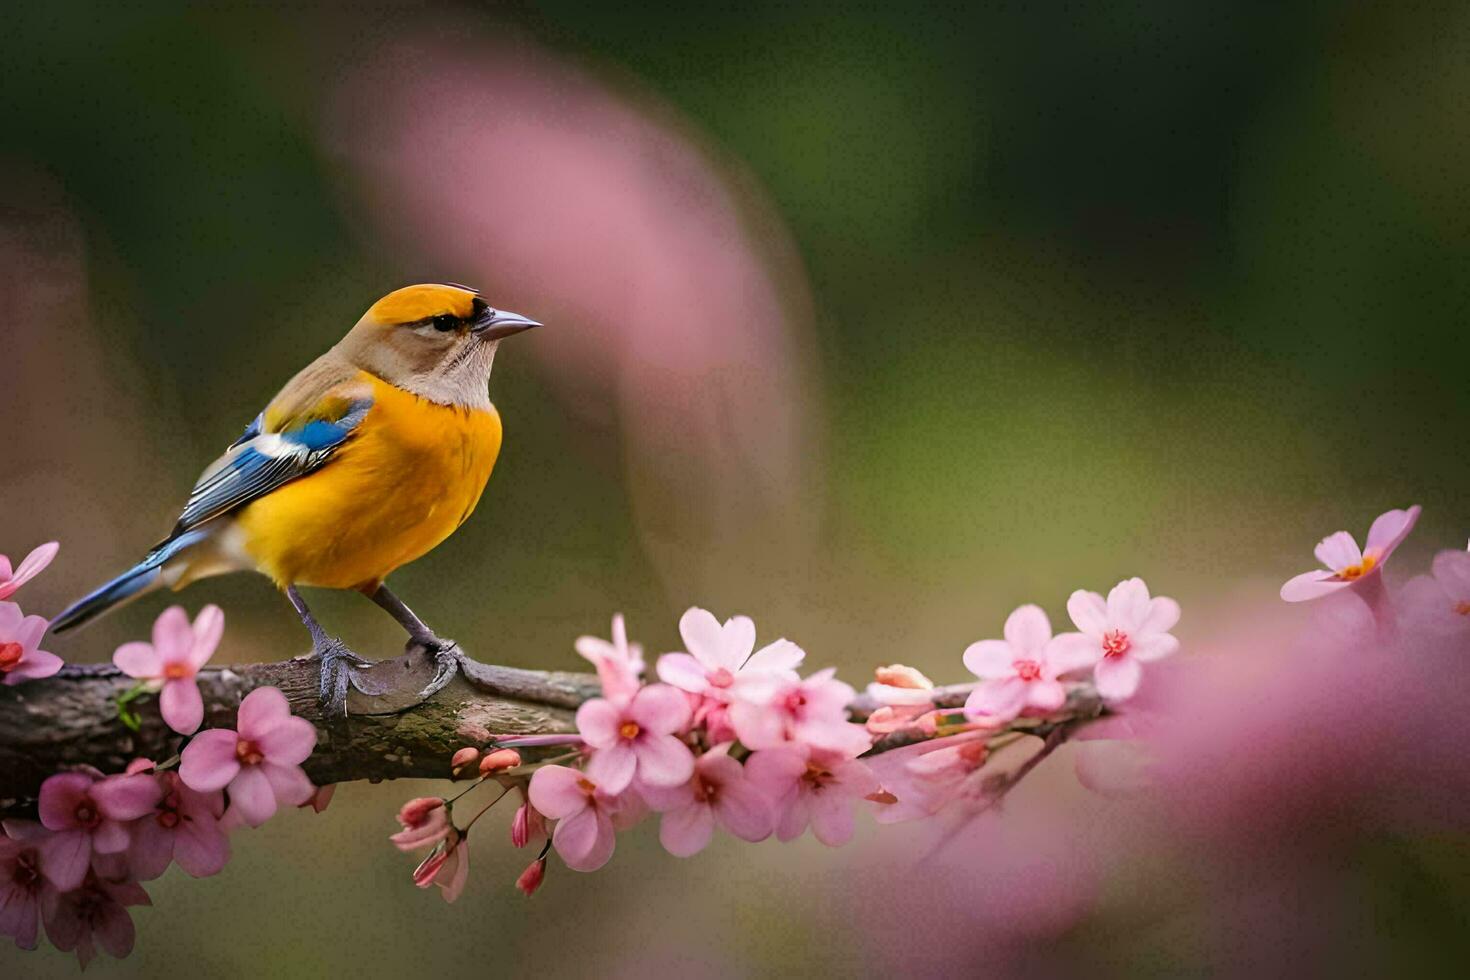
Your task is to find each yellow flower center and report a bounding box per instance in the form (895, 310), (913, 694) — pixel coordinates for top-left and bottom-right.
(1454, 600), (1470, 617)
(618, 721), (641, 741)
(1338, 554), (1377, 581)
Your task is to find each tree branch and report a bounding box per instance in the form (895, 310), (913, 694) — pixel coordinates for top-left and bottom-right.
(0, 644), (600, 817)
(0, 645), (1108, 817)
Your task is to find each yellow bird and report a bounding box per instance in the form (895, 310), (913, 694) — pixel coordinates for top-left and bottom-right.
(52, 283), (541, 715)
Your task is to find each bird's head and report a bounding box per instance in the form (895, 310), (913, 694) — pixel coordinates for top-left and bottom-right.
(337, 283), (541, 407)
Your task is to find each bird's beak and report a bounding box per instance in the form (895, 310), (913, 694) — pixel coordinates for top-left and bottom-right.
(473, 308), (542, 340)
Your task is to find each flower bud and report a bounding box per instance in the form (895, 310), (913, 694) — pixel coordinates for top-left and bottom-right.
(478, 748), (522, 776)
(450, 747), (481, 779)
(516, 858), (546, 897)
(874, 663), (933, 690)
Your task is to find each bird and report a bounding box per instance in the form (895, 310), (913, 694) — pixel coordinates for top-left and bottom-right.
(51, 283), (541, 716)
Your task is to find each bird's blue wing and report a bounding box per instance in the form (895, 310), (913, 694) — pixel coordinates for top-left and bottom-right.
(169, 396), (372, 536)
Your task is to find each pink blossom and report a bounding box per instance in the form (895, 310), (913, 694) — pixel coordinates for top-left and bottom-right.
(412, 828), (469, 903)
(864, 731), (991, 824)
(641, 745), (773, 856)
(112, 605), (223, 735)
(0, 601), (62, 685)
(37, 771), (161, 890)
(0, 541), (58, 601)
(1280, 505), (1421, 602)
(744, 744), (880, 846)
(575, 613), (645, 701)
(179, 686), (317, 827)
(0, 821), (49, 950)
(515, 857), (546, 896)
(865, 663), (936, 706)
(864, 663), (938, 734)
(390, 797), (451, 852)
(962, 605), (1097, 722)
(527, 765), (618, 872)
(1058, 577), (1181, 702)
(41, 868), (150, 968)
(1400, 548), (1470, 637)
(729, 668), (872, 756)
(510, 799), (547, 849)
(656, 607), (804, 702)
(575, 684), (694, 794)
(126, 771), (229, 881)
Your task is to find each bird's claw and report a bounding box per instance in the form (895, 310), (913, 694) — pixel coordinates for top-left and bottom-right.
(312, 636), (370, 720)
(415, 637), (462, 700)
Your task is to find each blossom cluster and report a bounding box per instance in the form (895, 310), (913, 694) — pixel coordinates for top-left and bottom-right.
(0, 542), (64, 686)
(389, 584), (1182, 898)
(1, 603), (325, 967)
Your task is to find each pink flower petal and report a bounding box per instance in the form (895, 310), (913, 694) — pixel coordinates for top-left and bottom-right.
(0, 602), (21, 634)
(806, 787), (858, 846)
(1045, 631), (1102, 673)
(655, 652), (709, 694)
(257, 715), (318, 766)
(260, 762), (315, 807)
(1314, 530), (1362, 572)
(438, 840), (469, 902)
(1066, 589), (1109, 635)
(728, 697), (786, 749)
(746, 638), (805, 673)
(179, 729), (242, 792)
(774, 790), (809, 842)
(628, 683), (691, 734)
(1139, 595), (1182, 635)
(1105, 578), (1152, 632)
(1094, 655), (1143, 701)
(961, 639), (1015, 680)
(160, 678), (204, 736)
(574, 698), (622, 748)
(1129, 633), (1179, 662)
(1280, 569), (1349, 602)
(173, 817), (230, 878)
(236, 686), (291, 740)
(91, 774), (162, 820)
(714, 778), (773, 843)
(12, 616), (48, 655)
(527, 765), (590, 819)
(91, 818), (131, 854)
(38, 830), (90, 890)
(111, 641), (161, 680)
(227, 766), (278, 827)
(151, 606), (194, 665)
(5, 648), (63, 682)
(585, 743), (637, 794)
(126, 819), (175, 881)
(1364, 505), (1420, 560)
(1433, 549), (1470, 598)
(553, 806), (615, 872)
(1002, 604), (1052, 657)
(4, 542), (58, 594)
(39, 773), (93, 830)
(964, 677), (1027, 721)
(632, 734), (695, 787)
(1024, 679), (1067, 712)
(659, 801), (715, 856)
(189, 604), (224, 669)
(90, 899), (137, 959)
(677, 607), (728, 670)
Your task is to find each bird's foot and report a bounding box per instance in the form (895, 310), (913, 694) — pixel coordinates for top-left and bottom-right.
(408, 633), (462, 700)
(311, 636), (371, 720)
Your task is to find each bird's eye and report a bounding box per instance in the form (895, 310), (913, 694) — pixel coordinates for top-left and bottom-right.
(431, 314), (458, 332)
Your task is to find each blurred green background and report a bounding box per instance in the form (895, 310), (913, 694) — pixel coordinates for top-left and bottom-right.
(2, 1), (1467, 976)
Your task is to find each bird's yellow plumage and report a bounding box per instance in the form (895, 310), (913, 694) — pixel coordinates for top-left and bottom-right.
(53, 282), (542, 717)
(235, 373), (503, 591)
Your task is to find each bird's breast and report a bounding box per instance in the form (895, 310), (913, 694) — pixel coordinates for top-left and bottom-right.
(237, 374), (503, 590)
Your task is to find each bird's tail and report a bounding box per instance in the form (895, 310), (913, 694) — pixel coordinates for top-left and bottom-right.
(50, 530), (210, 633)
